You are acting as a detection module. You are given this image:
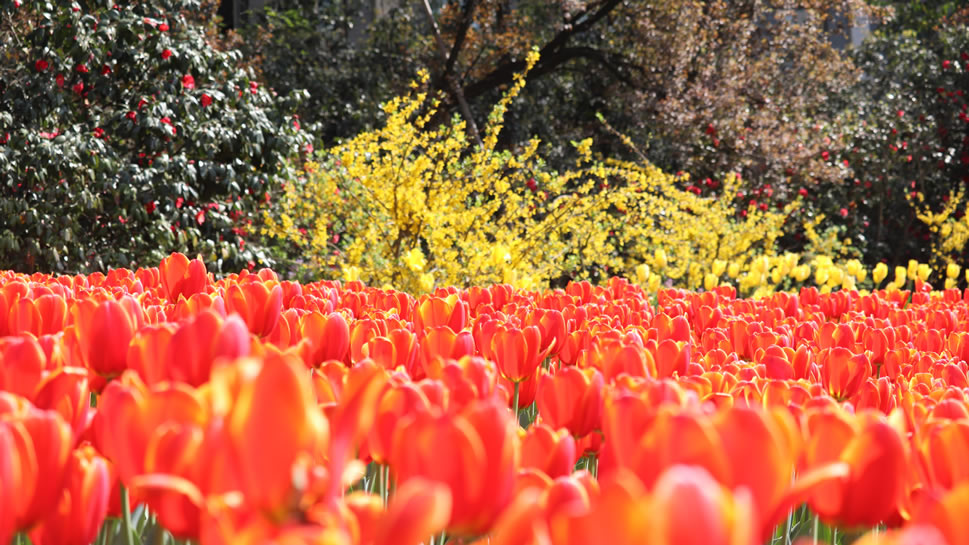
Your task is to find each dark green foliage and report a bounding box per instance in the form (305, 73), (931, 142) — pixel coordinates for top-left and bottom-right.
(0, 0), (309, 273)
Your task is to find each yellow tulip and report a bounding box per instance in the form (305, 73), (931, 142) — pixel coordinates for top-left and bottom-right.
(711, 259), (727, 277)
(654, 248), (668, 269)
(907, 259), (919, 281)
(827, 267), (844, 286)
(815, 267), (830, 286)
(647, 274), (662, 292)
(841, 275), (856, 291)
(635, 263), (651, 285)
(917, 263), (931, 282)
(947, 262), (961, 279)
(895, 266), (907, 284)
(945, 278), (958, 290)
(704, 272), (718, 291)
(727, 262), (741, 279)
(872, 263), (888, 285)
(770, 267), (783, 284)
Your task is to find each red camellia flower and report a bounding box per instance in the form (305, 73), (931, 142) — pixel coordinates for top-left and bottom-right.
(821, 150), (830, 161)
(181, 74), (195, 90)
(200, 93), (212, 107)
(92, 127), (104, 139)
(100, 64), (111, 75)
(161, 49), (172, 60)
(35, 59), (48, 71)
(839, 208), (849, 218)
(195, 210), (205, 225)
(72, 82), (84, 95)
(125, 111), (136, 121)
(158, 22), (169, 31)
(55, 74), (64, 87)
(76, 64), (88, 74)
(942, 59), (951, 69)
(145, 202), (156, 214)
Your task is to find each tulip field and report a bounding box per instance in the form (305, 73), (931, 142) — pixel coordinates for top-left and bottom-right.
(5, 253), (969, 545)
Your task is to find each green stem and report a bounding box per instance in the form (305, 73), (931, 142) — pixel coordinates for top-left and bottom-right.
(121, 483), (136, 545)
(512, 381), (521, 426)
(382, 464), (390, 506)
(813, 515), (819, 545)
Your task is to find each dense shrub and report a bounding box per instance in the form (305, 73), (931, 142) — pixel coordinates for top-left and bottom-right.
(0, 0), (309, 273)
(822, 22), (969, 266)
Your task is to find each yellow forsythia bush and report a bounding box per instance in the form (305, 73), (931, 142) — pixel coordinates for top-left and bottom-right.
(265, 49), (813, 294)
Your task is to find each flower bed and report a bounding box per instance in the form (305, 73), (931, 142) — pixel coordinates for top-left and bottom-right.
(1, 253), (967, 545)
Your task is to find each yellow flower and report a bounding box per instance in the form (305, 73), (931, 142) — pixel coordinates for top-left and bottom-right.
(727, 262), (741, 279)
(947, 262), (961, 279)
(841, 274), (856, 291)
(815, 267), (829, 286)
(635, 263), (651, 285)
(711, 259), (727, 277)
(917, 263), (931, 282)
(647, 274), (662, 292)
(895, 266), (907, 284)
(342, 265), (361, 283)
(793, 264), (811, 283)
(945, 277), (958, 290)
(418, 272), (435, 293)
(403, 248), (427, 273)
(907, 260), (919, 281)
(872, 263), (888, 285)
(770, 267), (783, 284)
(703, 272), (718, 291)
(654, 248), (668, 269)
(827, 267), (844, 286)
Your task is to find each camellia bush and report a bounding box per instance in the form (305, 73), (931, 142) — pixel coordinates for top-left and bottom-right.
(0, 0), (310, 274)
(820, 21), (969, 266)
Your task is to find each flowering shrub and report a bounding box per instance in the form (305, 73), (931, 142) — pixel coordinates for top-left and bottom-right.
(0, 0), (309, 273)
(822, 23), (969, 266)
(2, 253), (969, 544)
(265, 52), (808, 294)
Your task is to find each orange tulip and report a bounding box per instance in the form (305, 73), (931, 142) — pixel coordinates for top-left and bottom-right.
(28, 445), (113, 545)
(71, 296), (143, 380)
(520, 423), (578, 479)
(205, 354), (328, 519)
(301, 311), (351, 365)
(0, 393), (73, 531)
(415, 294), (469, 333)
(0, 335), (47, 399)
(647, 465), (757, 545)
(492, 324), (547, 382)
(225, 280), (283, 337)
(419, 326), (475, 379)
(537, 366), (604, 439)
(391, 396), (518, 536)
(372, 478), (452, 545)
(818, 346), (871, 400)
(913, 482), (969, 545)
(0, 417), (19, 545)
(32, 367), (94, 445)
(805, 409), (908, 527)
(159, 252), (209, 302)
(852, 526), (949, 545)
